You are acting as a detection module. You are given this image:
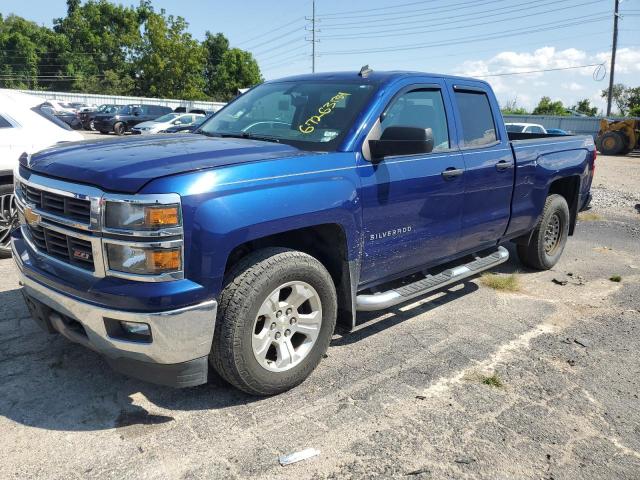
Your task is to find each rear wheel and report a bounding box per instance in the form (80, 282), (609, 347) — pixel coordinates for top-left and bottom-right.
(596, 131), (625, 155)
(0, 184), (17, 259)
(517, 194), (570, 270)
(210, 248), (337, 395)
(88, 120), (96, 131)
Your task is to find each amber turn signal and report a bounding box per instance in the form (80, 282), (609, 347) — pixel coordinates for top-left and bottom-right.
(146, 249), (181, 272)
(145, 206), (180, 227)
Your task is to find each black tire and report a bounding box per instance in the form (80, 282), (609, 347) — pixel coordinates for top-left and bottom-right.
(113, 122), (126, 136)
(211, 248), (337, 395)
(517, 194), (570, 270)
(88, 120), (96, 131)
(596, 131), (625, 155)
(0, 184), (17, 259)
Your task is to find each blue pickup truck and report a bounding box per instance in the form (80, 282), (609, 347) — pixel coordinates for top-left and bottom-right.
(11, 70), (595, 394)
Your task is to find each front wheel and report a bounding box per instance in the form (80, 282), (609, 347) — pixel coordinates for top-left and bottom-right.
(210, 248), (337, 395)
(517, 194), (570, 270)
(0, 184), (17, 259)
(113, 122), (126, 136)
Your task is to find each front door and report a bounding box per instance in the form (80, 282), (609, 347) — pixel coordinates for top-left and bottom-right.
(358, 85), (465, 286)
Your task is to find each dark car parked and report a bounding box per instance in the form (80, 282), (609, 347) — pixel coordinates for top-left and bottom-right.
(39, 105), (82, 130)
(93, 104), (173, 135)
(79, 104), (120, 131)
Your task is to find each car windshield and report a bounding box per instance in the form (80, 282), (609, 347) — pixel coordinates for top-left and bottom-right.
(505, 124), (526, 133)
(198, 81), (377, 151)
(33, 105), (72, 131)
(154, 113), (181, 123)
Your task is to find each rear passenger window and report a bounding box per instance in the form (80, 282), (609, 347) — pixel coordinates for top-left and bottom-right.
(0, 114), (12, 128)
(454, 90), (497, 147)
(382, 89), (450, 151)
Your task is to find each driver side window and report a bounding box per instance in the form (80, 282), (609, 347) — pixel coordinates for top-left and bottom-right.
(382, 89), (450, 151)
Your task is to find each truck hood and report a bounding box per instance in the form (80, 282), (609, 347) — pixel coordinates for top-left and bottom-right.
(22, 134), (309, 193)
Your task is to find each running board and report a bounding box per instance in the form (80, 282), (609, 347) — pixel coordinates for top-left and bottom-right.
(356, 246), (509, 311)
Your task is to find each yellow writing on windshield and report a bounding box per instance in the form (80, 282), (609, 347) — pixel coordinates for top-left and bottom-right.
(298, 92), (351, 134)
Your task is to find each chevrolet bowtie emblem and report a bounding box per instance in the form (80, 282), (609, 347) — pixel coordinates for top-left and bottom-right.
(23, 206), (41, 226)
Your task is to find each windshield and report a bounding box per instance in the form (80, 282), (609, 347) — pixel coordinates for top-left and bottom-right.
(505, 124), (526, 133)
(154, 113), (180, 123)
(33, 105), (72, 131)
(198, 81), (377, 151)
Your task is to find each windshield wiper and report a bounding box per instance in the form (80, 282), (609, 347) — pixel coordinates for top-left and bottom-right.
(204, 131), (280, 143)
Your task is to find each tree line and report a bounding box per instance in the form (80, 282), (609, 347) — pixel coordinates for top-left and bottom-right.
(502, 84), (640, 117)
(0, 0), (262, 101)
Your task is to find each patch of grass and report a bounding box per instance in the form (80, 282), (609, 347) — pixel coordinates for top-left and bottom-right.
(480, 273), (520, 292)
(609, 275), (622, 282)
(480, 373), (504, 388)
(578, 211), (602, 221)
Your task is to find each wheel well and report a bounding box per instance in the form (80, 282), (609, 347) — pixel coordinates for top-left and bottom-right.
(225, 224), (354, 329)
(548, 176), (580, 235)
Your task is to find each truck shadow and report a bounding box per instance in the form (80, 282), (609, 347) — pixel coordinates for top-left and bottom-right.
(0, 252), (523, 433)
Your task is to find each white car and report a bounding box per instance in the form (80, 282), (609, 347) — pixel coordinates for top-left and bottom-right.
(505, 122), (548, 134)
(131, 113), (204, 135)
(42, 99), (77, 114)
(0, 89), (83, 257)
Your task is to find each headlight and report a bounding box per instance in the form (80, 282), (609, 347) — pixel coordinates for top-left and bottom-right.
(105, 202), (181, 231)
(106, 243), (182, 276)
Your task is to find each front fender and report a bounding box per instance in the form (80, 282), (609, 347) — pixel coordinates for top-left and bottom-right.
(142, 152), (362, 297)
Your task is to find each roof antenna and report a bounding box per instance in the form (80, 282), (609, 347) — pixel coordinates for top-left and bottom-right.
(359, 65), (372, 78)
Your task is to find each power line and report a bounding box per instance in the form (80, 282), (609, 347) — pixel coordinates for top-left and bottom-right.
(234, 15), (306, 47)
(319, 0), (508, 27)
(318, 0), (442, 18)
(319, 14), (608, 56)
(320, 0), (601, 40)
(476, 63), (604, 78)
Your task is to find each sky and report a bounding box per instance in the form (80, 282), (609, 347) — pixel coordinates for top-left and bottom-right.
(2, 0), (639, 112)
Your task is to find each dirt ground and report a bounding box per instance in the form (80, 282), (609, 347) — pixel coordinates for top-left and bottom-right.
(1, 153), (639, 479)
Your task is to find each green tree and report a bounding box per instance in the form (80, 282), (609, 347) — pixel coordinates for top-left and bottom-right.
(203, 32), (229, 96)
(0, 14), (69, 90)
(500, 98), (528, 115)
(211, 48), (262, 101)
(532, 96), (568, 116)
(601, 84), (630, 116)
(570, 99), (598, 117)
(134, 10), (206, 99)
(53, 0), (143, 94)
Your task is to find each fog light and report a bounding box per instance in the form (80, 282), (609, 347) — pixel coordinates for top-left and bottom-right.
(104, 317), (153, 343)
(120, 321), (151, 336)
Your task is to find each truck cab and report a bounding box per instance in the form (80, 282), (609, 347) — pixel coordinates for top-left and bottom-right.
(11, 70), (595, 394)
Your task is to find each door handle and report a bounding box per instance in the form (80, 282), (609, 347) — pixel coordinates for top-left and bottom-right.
(495, 160), (513, 171)
(441, 167), (464, 179)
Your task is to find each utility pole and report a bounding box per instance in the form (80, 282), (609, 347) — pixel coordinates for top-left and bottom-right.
(606, 0), (620, 116)
(305, 0), (318, 73)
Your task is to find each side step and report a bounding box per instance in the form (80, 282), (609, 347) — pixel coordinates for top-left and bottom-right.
(356, 246), (509, 311)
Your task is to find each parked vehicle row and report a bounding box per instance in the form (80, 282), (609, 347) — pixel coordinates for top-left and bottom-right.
(131, 113), (204, 135)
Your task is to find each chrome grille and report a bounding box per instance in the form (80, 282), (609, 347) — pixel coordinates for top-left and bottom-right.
(27, 224), (95, 271)
(22, 183), (91, 223)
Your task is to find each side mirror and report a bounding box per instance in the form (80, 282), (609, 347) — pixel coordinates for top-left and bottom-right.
(369, 126), (434, 162)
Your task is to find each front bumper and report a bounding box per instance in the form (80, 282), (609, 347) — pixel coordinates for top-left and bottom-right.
(14, 241), (217, 387)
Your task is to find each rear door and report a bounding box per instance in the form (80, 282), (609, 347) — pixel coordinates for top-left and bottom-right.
(358, 81), (465, 285)
(446, 81), (515, 252)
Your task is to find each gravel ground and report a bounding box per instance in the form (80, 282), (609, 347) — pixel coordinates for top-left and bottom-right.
(0, 154), (639, 479)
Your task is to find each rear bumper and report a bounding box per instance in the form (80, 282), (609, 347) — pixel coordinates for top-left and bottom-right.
(14, 241), (217, 387)
(579, 192), (592, 211)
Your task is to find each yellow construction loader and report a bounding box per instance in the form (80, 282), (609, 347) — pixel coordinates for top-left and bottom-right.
(595, 119), (639, 155)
